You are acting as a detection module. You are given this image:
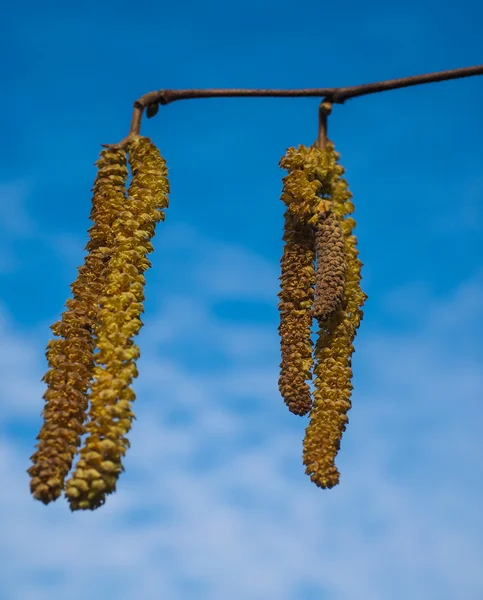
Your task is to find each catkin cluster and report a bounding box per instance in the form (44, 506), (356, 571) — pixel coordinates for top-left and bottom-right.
(29, 128), (364, 507)
(28, 136), (170, 510)
(278, 146), (327, 415)
(278, 142), (367, 488)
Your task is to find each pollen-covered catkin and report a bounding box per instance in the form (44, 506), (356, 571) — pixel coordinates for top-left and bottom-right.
(64, 136), (170, 510)
(279, 145), (332, 226)
(303, 141), (367, 488)
(278, 210), (316, 415)
(27, 148), (128, 504)
(277, 144), (343, 416)
(312, 210), (346, 322)
(277, 145), (327, 416)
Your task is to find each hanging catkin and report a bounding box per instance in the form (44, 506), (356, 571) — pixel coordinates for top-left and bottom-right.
(64, 136), (170, 510)
(277, 210), (316, 415)
(303, 141), (367, 488)
(28, 148), (128, 504)
(278, 145), (345, 416)
(312, 210), (346, 322)
(278, 146), (328, 415)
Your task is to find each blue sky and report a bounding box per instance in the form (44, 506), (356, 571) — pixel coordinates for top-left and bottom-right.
(1, 1), (483, 599)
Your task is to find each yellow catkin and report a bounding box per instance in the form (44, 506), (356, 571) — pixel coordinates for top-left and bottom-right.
(279, 145), (332, 225)
(278, 210), (316, 415)
(277, 144), (337, 416)
(64, 136), (170, 510)
(27, 149), (128, 504)
(303, 141), (367, 488)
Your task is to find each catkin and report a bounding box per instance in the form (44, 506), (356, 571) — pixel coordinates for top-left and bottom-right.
(279, 145), (332, 225)
(277, 210), (316, 415)
(64, 136), (170, 510)
(277, 145), (326, 416)
(28, 148), (128, 504)
(277, 144), (345, 416)
(303, 141), (367, 488)
(312, 211), (346, 322)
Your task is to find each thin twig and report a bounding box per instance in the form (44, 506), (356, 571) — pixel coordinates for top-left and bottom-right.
(158, 64), (483, 105)
(315, 100), (333, 150)
(104, 64), (483, 149)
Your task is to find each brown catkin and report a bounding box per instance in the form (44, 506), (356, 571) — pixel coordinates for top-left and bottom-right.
(312, 211), (347, 322)
(277, 210), (316, 416)
(277, 144), (340, 416)
(303, 141), (367, 488)
(64, 136), (170, 510)
(277, 145), (331, 416)
(27, 148), (128, 504)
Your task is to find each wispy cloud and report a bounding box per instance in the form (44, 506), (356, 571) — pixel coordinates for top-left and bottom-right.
(1, 224), (482, 600)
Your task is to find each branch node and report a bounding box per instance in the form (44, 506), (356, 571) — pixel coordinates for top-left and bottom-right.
(100, 133), (141, 151)
(157, 91), (171, 105)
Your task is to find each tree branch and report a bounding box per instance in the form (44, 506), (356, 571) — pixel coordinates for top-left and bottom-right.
(104, 64), (483, 149)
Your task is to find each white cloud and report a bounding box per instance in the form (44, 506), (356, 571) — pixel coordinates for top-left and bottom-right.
(153, 222), (279, 302)
(0, 305), (45, 417)
(1, 227), (482, 600)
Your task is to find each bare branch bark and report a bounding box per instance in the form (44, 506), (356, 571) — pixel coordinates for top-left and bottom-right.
(105, 64), (483, 148)
(315, 100), (333, 150)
